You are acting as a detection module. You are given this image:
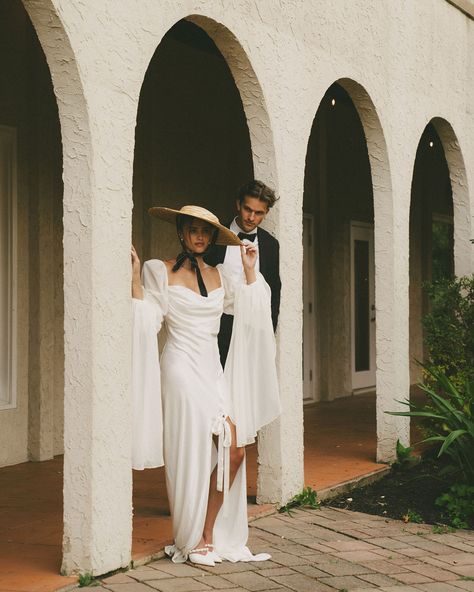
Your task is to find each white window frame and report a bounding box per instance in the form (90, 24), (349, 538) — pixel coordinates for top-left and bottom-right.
(0, 126), (18, 410)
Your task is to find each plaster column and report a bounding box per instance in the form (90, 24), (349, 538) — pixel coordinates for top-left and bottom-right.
(22, 1), (134, 575)
(334, 79), (411, 463)
(376, 116), (472, 462)
(21, 3), (137, 576)
(374, 168), (411, 462)
(256, 146), (305, 506)
(187, 14), (305, 505)
(60, 93), (135, 575)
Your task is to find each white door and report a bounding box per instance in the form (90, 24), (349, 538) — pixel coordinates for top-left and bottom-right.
(303, 214), (317, 401)
(351, 222), (376, 391)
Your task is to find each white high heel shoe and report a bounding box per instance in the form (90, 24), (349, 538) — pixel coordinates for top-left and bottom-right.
(188, 547), (215, 567)
(205, 543), (222, 563)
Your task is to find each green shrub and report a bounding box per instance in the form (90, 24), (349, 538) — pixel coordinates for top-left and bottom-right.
(388, 365), (474, 484)
(279, 486), (319, 516)
(393, 439), (420, 470)
(422, 275), (474, 394)
(436, 483), (474, 529)
(78, 573), (100, 587)
(403, 509), (424, 524)
(388, 272), (474, 530)
(432, 524), (456, 534)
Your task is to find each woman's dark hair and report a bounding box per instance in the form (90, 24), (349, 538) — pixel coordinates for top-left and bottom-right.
(176, 214), (218, 252)
(237, 180), (278, 209)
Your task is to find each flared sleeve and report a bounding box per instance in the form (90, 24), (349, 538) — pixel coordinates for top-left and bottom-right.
(132, 259), (168, 470)
(218, 265), (281, 447)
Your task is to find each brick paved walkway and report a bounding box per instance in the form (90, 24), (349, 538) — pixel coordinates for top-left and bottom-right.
(80, 507), (474, 592)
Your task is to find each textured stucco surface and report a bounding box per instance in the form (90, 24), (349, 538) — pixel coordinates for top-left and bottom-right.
(4, 0), (472, 577)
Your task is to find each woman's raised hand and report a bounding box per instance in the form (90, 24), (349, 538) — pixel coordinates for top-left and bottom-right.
(131, 245), (141, 273)
(131, 245), (143, 299)
(240, 243), (257, 284)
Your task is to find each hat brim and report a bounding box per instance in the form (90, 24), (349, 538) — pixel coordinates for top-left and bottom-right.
(148, 206), (242, 247)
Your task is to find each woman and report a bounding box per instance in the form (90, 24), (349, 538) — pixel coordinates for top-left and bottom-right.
(131, 205), (280, 566)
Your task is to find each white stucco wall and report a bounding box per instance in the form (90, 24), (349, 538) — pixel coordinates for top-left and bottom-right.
(15, 0), (474, 576)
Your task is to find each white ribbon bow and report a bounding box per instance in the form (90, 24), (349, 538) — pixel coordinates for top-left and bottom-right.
(212, 413), (232, 516)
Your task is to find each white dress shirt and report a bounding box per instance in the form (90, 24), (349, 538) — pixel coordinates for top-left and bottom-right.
(223, 218), (260, 286)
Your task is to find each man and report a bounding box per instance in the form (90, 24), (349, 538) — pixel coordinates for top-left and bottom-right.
(206, 179), (281, 366)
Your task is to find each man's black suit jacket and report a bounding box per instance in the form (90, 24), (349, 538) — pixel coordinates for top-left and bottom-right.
(205, 224), (281, 365)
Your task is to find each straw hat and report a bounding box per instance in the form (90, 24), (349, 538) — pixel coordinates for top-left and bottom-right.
(148, 205), (242, 246)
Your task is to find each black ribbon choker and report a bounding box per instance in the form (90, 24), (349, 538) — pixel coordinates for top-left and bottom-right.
(172, 252), (208, 297)
(237, 232), (256, 242)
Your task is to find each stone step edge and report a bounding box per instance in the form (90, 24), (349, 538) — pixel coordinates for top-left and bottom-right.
(316, 465), (390, 502)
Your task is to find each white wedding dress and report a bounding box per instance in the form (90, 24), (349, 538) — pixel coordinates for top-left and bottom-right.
(132, 259), (281, 563)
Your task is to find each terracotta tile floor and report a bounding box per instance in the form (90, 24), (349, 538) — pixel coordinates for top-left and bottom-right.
(0, 393), (422, 592)
(303, 394), (385, 491)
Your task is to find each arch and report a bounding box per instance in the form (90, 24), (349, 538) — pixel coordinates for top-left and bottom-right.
(409, 117), (471, 277)
(336, 79), (405, 462)
(185, 15), (278, 195)
(134, 13), (278, 225)
(430, 118), (472, 277)
(409, 117), (471, 278)
(408, 117), (472, 388)
(301, 78), (392, 231)
(302, 80), (379, 488)
(133, 17), (255, 260)
(132, 14), (282, 505)
(22, 1), (91, 166)
(336, 78), (392, 210)
(302, 76), (406, 464)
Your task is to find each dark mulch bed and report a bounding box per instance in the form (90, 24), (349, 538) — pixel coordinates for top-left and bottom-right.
(325, 456), (464, 527)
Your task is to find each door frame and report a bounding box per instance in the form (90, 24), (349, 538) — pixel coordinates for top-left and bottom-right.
(350, 220), (376, 391)
(303, 213), (317, 402)
(0, 126), (18, 410)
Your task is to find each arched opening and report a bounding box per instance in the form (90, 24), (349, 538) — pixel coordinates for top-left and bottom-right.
(131, 17), (264, 556)
(302, 81), (388, 490)
(0, 0), (70, 589)
(409, 123), (455, 385)
(133, 19), (253, 260)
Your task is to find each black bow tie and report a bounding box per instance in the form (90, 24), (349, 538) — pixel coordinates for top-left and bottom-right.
(237, 232), (256, 242)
